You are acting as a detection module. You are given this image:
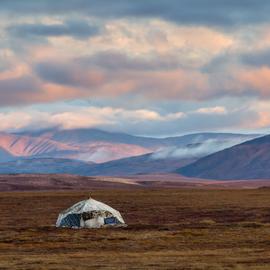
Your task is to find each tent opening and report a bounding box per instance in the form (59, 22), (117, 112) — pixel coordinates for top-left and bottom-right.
(60, 213), (81, 227)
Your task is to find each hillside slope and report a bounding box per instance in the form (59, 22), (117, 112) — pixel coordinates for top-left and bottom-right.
(0, 147), (15, 162)
(0, 158), (95, 175)
(0, 132), (151, 163)
(178, 134), (270, 180)
(0, 132), (77, 158)
(0, 154), (195, 176)
(87, 153), (197, 176)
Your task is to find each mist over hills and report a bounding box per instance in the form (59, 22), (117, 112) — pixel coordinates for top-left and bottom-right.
(16, 128), (258, 149)
(87, 153), (196, 176)
(0, 128), (261, 176)
(178, 134), (270, 180)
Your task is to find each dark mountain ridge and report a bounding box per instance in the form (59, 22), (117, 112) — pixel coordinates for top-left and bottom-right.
(178, 134), (270, 180)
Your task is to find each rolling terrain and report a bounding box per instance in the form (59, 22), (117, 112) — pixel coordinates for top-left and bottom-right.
(20, 128), (259, 148)
(179, 134), (270, 180)
(0, 155), (196, 176)
(0, 129), (260, 175)
(86, 153), (197, 176)
(1, 174), (270, 192)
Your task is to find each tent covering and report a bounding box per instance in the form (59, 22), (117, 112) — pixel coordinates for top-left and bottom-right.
(56, 197), (126, 228)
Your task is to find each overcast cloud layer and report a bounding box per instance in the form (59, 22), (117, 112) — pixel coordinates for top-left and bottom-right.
(0, 1), (270, 136)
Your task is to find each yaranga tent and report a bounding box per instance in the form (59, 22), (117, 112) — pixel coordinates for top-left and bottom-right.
(56, 197), (126, 228)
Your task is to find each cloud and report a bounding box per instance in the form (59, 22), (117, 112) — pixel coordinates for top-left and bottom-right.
(2, 17), (255, 107)
(241, 49), (270, 67)
(32, 57), (211, 101)
(78, 51), (181, 71)
(256, 111), (270, 128)
(0, 76), (43, 106)
(244, 101), (270, 129)
(85, 20), (233, 66)
(7, 19), (100, 40)
(34, 61), (105, 88)
(1, 1), (270, 27)
(0, 64), (30, 81)
(0, 101), (262, 136)
(1, 2), (270, 138)
(150, 137), (253, 159)
(195, 106), (227, 115)
(237, 67), (270, 98)
(1, 50), (270, 109)
(0, 106), (186, 131)
(0, 112), (32, 130)
(2, 53), (268, 109)
(49, 107), (185, 129)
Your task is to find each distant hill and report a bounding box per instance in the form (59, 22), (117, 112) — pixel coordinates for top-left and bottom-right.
(20, 128), (163, 148)
(0, 129), (261, 175)
(12, 128), (259, 162)
(0, 158), (95, 175)
(86, 153), (197, 176)
(21, 128), (259, 148)
(178, 134), (270, 180)
(0, 154), (195, 176)
(1, 130), (152, 163)
(0, 132), (78, 159)
(0, 147), (14, 162)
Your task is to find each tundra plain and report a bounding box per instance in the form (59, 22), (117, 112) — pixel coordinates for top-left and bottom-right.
(1, 188), (270, 269)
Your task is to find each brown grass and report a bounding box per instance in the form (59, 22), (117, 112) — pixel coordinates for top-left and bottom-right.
(1, 189), (270, 269)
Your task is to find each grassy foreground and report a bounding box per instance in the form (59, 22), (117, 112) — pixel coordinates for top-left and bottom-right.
(0, 189), (270, 269)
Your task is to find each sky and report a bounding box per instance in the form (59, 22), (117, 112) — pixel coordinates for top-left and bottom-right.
(0, 0), (270, 136)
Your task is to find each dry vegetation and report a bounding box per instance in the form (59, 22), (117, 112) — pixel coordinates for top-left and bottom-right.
(1, 189), (270, 269)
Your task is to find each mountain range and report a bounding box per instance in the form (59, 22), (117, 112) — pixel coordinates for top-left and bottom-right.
(0, 155), (195, 176)
(0, 128), (261, 176)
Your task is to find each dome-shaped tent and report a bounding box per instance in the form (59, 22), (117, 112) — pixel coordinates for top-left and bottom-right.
(56, 197), (126, 228)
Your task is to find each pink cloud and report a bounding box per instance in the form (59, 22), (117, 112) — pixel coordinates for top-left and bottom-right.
(238, 67), (270, 97)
